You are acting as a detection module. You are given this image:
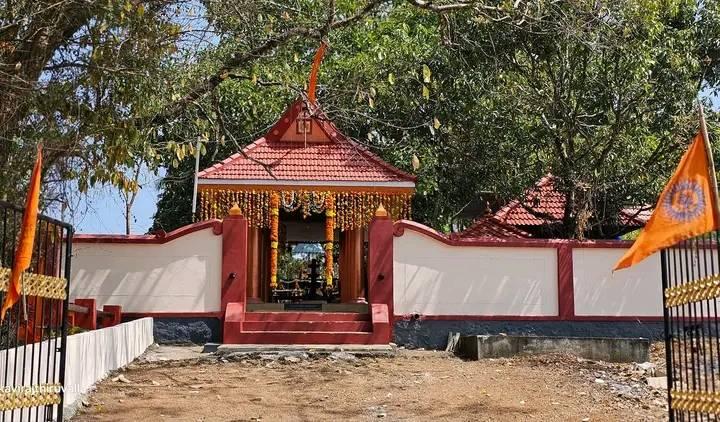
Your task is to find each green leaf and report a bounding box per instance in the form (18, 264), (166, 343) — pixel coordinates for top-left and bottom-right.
(422, 64), (431, 83)
(388, 73), (395, 85)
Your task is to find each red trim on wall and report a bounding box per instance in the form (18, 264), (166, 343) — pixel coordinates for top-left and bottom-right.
(73, 220), (223, 244)
(392, 220), (635, 249)
(557, 245), (575, 319)
(395, 314), (664, 322)
(122, 312), (222, 319)
(120, 312), (662, 323)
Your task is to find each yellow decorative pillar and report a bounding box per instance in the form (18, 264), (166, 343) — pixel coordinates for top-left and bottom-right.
(269, 192), (280, 290)
(325, 195), (335, 287)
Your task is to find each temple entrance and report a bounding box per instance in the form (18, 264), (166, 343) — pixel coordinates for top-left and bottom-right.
(246, 208), (369, 312)
(197, 93), (413, 344)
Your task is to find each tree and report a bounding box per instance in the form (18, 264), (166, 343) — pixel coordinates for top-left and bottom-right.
(0, 0), (187, 212)
(153, 1), (720, 238)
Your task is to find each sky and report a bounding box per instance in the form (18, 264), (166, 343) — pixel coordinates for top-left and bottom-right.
(73, 167), (166, 234)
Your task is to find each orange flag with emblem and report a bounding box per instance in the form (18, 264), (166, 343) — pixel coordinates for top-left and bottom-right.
(1, 145), (42, 321)
(614, 133), (719, 270)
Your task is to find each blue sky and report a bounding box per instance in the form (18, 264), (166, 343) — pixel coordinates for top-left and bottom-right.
(74, 167), (165, 234)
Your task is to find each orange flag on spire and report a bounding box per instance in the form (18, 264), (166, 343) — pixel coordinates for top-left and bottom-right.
(614, 133), (719, 271)
(307, 41), (328, 103)
(1, 145), (42, 321)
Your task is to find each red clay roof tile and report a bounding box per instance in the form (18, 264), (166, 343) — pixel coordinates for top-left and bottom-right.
(494, 175), (650, 227)
(454, 216), (531, 239)
(198, 100), (416, 185)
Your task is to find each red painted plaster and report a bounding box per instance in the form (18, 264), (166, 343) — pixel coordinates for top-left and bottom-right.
(368, 215), (394, 317)
(393, 220), (637, 249)
(73, 298), (97, 330)
(101, 305), (122, 327)
(223, 302), (245, 343)
(73, 220), (223, 244)
(557, 244), (575, 319)
(221, 214), (248, 315)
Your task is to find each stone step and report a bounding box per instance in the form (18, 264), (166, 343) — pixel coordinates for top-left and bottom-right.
(243, 312), (370, 322)
(228, 331), (379, 345)
(242, 321), (372, 332)
(216, 343), (395, 357)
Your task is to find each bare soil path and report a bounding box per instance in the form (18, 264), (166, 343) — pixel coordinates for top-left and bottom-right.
(72, 346), (667, 422)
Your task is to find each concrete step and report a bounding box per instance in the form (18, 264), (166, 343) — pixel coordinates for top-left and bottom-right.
(216, 343), (395, 357)
(244, 312), (370, 322)
(227, 331), (379, 345)
(242, 321), (372, 332)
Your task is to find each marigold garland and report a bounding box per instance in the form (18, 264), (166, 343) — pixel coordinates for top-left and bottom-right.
(269, 192), (280, 289)
(325, 195), (335, 287)
(198, 189), (411, 230)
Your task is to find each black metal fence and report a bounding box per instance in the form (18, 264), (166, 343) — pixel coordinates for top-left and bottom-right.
(0, 200), (72, 421)
(662, 233), (720, 421)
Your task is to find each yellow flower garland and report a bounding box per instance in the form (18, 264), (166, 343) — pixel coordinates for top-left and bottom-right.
(269, 192), (280, 289)
(199, 189), (411, 230)
(325, 195), (335, 287)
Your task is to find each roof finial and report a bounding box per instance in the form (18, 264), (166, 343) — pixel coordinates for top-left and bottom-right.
(307, 41), (328, 104)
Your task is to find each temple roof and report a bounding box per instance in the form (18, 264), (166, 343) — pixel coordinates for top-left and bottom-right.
(493, 175), (650, 227)
(454, 216), (531, 240)
(198, 100), (416, 189)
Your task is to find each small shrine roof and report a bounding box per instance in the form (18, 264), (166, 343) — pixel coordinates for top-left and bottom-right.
(454, 216), (531, 240)
(494, 175), (651, 227)
(198, 100), (416, 189)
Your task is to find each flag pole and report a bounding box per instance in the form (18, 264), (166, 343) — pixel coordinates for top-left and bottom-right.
(191, 137), (201, 218)
(698, 100), (720, 223)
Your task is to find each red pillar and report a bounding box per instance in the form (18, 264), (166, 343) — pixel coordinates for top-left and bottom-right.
(341, 229), (365, 303)
(221, 205), (248, 314)
(74, 298), (97, 330)
(368, 207), (394, 318)
(367, 206), (394, 344)
(246, 226), (261, 303)
(102, 305), (122, 327)
(557, 244), (575, 320)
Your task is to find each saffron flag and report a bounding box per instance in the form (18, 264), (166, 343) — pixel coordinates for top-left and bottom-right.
(1, 145), (42, 321)
(307, 41), (327, 104)
(614, 134), (719, 271)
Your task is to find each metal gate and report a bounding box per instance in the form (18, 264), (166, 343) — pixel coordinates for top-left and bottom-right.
(662, 233), (720, 420)
(0, 200), (72, 421)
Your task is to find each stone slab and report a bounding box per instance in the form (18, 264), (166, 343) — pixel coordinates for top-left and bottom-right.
(458, 334), (650, 363)
(647, 376), (668, 389)
(217, 343), (395, 357)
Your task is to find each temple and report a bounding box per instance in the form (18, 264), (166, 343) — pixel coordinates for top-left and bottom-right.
(197, 98), (416, 311)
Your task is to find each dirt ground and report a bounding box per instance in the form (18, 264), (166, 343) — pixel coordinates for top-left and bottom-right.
(72, 345), (668, 422)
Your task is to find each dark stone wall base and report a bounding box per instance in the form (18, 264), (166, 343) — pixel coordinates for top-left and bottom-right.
(123, 317), (222, 344)
(393, 319), (665, 350)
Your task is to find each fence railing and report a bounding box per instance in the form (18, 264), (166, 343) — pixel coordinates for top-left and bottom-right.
(0, 200), (72, 422)
(662, 232), (720, 420)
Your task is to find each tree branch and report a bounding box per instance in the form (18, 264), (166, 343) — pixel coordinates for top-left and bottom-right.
(149, 0), (384, 126)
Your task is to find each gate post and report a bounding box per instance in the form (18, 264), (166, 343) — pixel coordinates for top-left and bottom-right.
(368, 206), (394, 343)
(221, 204), (248, 314)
